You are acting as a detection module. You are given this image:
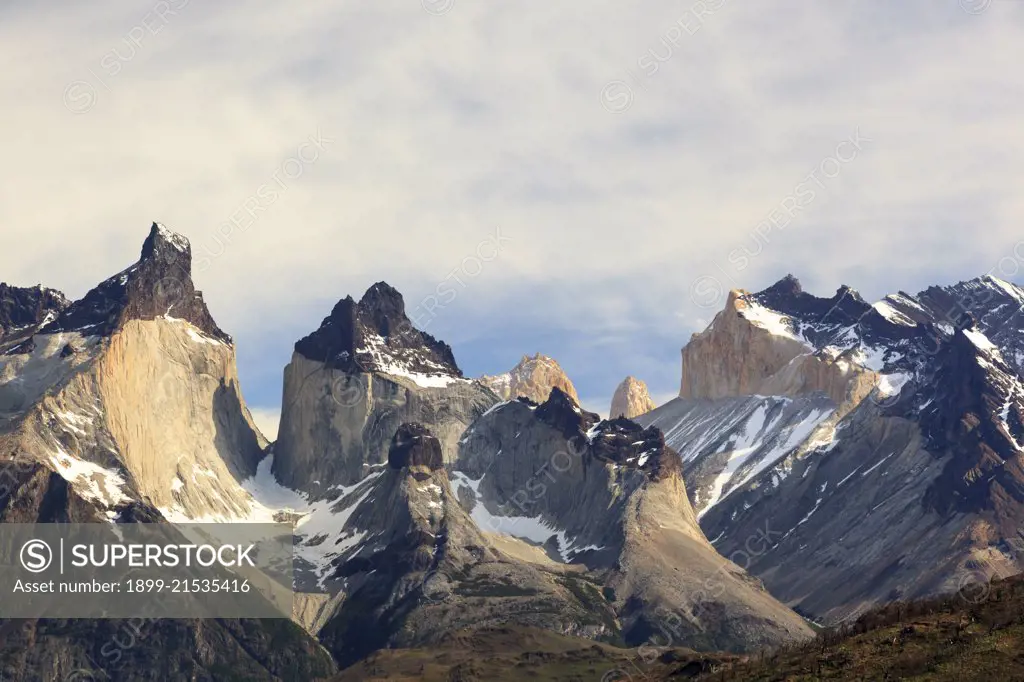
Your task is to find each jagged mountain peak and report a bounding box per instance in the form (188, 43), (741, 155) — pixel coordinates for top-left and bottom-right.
(141, 221), (191, 260)
(387, 422), (444, 471)
(752, 276), (871, 330)
(534, 386), (599, 439)
(274, 282), (495, 493)
(358, 281), (407, 328)
(294, 282), (462, 383)
(455, 380), (812, 650)
(755, 274), (865, 308)
(479, 352), (579, 404)
(762, 273), (804, 296)
(38, 222), (229, 342)
(662, 271), (1024, 624)
(0, 283), (70, 342)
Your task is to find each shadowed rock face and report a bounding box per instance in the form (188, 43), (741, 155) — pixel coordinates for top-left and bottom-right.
(919, 324), (1024, 529)
(308, 422), (615, 667)
(453, 390), (813, 652)
(0, 452), (334, 681)
(0, 284), (68, 341)
(274, 283), (497, 492)
(535, 386), (598, 440)
(42, 223), (230, 343)
(589, 417), (681, 482)
(754, 275), (870, 337)
(388, 423), (444, 471)
(294, 282), (461, 377)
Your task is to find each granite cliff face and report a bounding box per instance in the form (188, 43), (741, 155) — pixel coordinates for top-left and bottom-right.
(0, 224), (334, 681)
(680, 286), (876, 404)
(453, 389), (813, 652)
(480, 353), (579, 405)
(272, 284), (498, 493)
(13, 223), (1024, 671)
(610, 376), (656, 419)
(641, 274), (1024, 624)
(310, 424), (615, 666)
(0, 224), (266, 523)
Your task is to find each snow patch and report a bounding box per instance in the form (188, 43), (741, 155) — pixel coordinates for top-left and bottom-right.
(359, 333), (464, 388)
(451, 471), (595, 562)
(872, 300), (916, 326)
(738, 300), (804, 343)
(48, 444), (131, 507)
(964, 328), (1002, 357)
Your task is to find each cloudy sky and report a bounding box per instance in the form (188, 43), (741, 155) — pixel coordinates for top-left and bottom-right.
(2, 0), (1023, 435)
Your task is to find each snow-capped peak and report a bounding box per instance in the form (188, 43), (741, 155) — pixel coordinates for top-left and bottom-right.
(153, 222), (191, 252)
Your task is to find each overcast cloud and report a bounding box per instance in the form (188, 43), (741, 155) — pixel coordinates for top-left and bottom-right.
(2, 0), (1023, 423)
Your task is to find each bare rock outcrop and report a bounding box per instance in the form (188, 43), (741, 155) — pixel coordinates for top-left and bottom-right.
(0, 283), (68, 342)
(610, 376), (655, 418)
(453, 389), (814, 652)
(273, 283), (498, 494)
(315, 423), (613, 667)
(649, 274), (1024, 625)
(480, 353), (578, 404)
(681, 289), (811, 399)
(0, 223), (267, 522)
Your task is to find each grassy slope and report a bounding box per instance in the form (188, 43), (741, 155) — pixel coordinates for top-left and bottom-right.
(698, 574), (1024, 681)
(331, 575), (1024, 681)
(329, 626), (735, 681)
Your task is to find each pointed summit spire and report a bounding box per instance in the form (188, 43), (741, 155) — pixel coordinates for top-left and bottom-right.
(294, 281), (461, 378)
(141, 222), (191, 260)
(358, 282), (408, 337)
(43, 223), (229, 342)
(762, 274), (803, 296)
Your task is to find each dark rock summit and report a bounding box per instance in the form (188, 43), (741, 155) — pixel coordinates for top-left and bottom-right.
(387, 423), (444, 471)
(0, 284), (69, 339)
(294, 281), (462, 379)
(272, 279), (497, 493)
(588, 418), (681, 482)
(752, 275), (872, 346)
(919, 323), (1024, 527)
(534, 386), (599, 440)
(42, 223), (230, 342)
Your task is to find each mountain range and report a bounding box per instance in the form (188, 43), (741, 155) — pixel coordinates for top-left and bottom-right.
(1, 223), (1021, 680)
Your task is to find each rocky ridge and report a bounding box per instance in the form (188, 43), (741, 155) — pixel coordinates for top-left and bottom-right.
(638, 274), (1024, 624)
(453, 388), (813, 652)
(480, 353), (579, 405)
(0, 284), (68, 344)
(272, 284), (498, 492)
(0, 224), (266, 524)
